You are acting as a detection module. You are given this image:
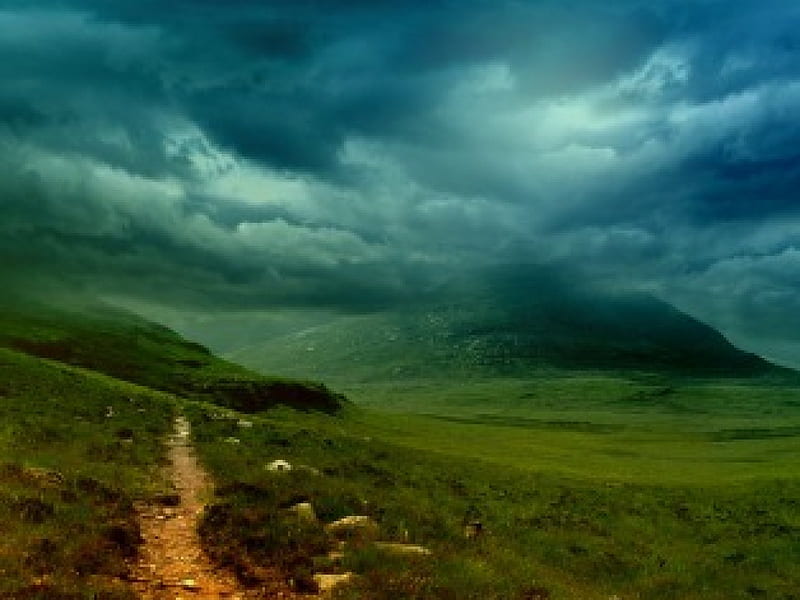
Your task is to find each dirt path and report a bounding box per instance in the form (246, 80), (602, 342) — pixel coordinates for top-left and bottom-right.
(131, 416), (295, 600)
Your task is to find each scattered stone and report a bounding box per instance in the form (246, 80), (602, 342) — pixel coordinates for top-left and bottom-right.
(325, 515), (379, 540)
(105, 405), (115, 418)
(237, 419), (253, 428)
(464, 520), (483, 539)
(374, 542), (432, 556)
(181, 578), (199, 590)
(288, 501), (317, 522)
(327, 550), (345, 562)
(313, 572), (354, 596)
(224, 437), (240, 444)
(174, 418), (191, 438)
(266, 459), (292, 472)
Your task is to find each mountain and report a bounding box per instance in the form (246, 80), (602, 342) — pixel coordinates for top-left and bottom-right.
(0, 294), (343, 413)
(222, 267), (785, 383)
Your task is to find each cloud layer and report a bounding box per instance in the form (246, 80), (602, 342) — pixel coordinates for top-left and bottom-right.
(2, 1), (800, 363)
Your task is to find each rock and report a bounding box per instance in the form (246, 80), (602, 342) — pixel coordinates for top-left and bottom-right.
(374, 542), (432, 556)
(327, 550), (345, 562)
(237, 419), (253, 428)
(266, 459), (292, 472)
(288, 501), (316, 522)
(224, 437), (240, 444)
(313, 572), (354, 595)
(180, 578), (199, 590)
(464, 520), (483, 539)
(325, 515), (379, 540)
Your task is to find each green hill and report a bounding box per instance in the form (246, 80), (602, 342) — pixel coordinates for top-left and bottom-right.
(225, 268), (785, 383)
(0, 294), (343, 413)
(1, 290), (799, 599)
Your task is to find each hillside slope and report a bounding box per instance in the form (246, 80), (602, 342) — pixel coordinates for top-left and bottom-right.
(0, 294), (343, 413)
(226, 269), (784, 383)
(0, 345), (174, 597)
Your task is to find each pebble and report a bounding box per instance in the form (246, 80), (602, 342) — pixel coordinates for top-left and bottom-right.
(181, 578), (199, 590)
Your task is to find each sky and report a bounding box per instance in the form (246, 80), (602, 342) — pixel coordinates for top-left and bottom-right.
(2, 1), (800, 365)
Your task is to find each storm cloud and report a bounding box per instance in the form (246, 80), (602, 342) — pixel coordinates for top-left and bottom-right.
(2, 1), (800, 364)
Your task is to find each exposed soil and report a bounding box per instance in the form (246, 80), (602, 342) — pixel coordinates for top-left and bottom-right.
(131, 416), (298, 599)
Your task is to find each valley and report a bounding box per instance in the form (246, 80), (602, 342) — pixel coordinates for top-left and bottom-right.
(1, 295), (799, 598)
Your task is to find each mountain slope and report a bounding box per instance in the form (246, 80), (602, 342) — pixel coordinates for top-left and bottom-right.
(0, 294), (343, 413)
(225, 269), (784, 383)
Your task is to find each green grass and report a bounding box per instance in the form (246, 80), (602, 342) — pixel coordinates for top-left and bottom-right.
(2, 296), (800, 598)
(0, 348), (175, 598)
(184, 395), (800, 599)
(340, 376), (800, 484)
(0, 295), (343, 414)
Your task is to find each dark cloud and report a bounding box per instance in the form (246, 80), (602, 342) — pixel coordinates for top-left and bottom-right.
(2, 1), (800, 364)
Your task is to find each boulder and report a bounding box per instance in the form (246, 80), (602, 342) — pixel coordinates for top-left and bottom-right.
(288, 501), (317, 522)
(464, 520), (483, 539)
(374, 542), (432, 556)
(313, 572), (354, 596)
(325, 515), (379, 540)
(266, 459), (292, 472)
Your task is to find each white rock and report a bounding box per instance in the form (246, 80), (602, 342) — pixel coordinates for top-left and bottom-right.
(266, 459), (292, 472)
(313, 572), (353, 595)
(181, 578), (199, 590)
(374, 542), (432, 556)
(325, 515), (379, 539)
(288, 502), (316, 521)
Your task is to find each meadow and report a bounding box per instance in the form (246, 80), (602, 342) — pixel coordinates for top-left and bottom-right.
(0, 348), (175, 599)
(343, 375), (800, 484)
(185, 372), (800, 599)
(2, 298), (799, 598)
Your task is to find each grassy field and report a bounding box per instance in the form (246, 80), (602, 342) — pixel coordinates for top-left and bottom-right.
(2, 297), (799, 598)
(184, 374), (800, 599)
(0, 347), (175, 599)
(342, 375), (800, 484)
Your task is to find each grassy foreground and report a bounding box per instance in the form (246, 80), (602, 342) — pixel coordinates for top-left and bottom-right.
(1, 297), (798, 598)
(0, 348), (174, 599)
(185, 391), (800, 600)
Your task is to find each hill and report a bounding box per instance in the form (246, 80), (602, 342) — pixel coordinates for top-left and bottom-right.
(1, 289), (799, 599)
(0, 293), (343, 413)
(224, 267), (786, 383)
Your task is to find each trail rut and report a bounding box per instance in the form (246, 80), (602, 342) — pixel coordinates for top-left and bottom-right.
(131, 416), (296, 599)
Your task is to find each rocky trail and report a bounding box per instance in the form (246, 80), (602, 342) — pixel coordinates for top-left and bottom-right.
(131, 416), (297, 600)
